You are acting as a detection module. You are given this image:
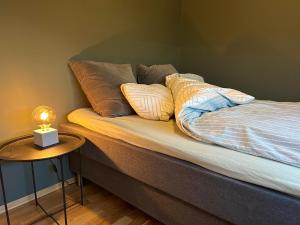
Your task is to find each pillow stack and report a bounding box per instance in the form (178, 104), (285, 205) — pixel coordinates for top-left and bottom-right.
(69, 60), (205, 122)
(123, 64), (177, 121)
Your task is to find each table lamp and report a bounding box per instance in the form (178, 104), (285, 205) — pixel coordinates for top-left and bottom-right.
(32, 105), (59, 148)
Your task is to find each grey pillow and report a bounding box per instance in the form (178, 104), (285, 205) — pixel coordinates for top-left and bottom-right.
(137, 64), (178, 85)
(69, 60), (136, 117)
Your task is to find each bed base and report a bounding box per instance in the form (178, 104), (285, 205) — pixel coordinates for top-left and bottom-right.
(61, 123), (300, 225)
(70, 153), (229, 225)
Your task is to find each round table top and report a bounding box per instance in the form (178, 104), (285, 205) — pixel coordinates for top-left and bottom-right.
(0, 132), (85, 161)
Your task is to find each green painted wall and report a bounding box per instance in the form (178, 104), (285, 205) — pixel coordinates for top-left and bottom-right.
(180, 0), (300, 101)
(0, 0), (180, 204)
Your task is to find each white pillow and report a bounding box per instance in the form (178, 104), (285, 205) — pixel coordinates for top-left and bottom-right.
(121, 83), (174, 121)
(167, 73), (204, 83)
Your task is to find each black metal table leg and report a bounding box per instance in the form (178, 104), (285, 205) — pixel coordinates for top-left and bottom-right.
(59, 157), (68, 225)
(79, 148), (83, 206)
(0, 162), (10, 225)
(30, 161), (38, 206)
(30, 160), (59, 225)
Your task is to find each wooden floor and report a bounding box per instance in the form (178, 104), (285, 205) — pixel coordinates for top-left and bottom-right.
(0, 181), (163, 225)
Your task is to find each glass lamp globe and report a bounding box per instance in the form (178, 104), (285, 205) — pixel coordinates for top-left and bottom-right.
(32, 105), (56, 130)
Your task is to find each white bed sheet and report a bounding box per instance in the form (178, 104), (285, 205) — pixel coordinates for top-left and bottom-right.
(68, 108), (300, 197)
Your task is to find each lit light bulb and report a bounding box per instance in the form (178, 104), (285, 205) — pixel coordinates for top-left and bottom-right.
(40, 112), (49, 121)
(32, 105), (56, 130)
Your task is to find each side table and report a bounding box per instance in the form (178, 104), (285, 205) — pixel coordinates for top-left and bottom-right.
(0, 132), (85, 225)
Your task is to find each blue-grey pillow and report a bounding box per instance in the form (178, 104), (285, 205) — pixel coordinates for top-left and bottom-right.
(137, 64), (178, 85)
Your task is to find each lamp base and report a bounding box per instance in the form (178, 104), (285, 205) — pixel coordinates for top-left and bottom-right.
(33, 128), (59, 148)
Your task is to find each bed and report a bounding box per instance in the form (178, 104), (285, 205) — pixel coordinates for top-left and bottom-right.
(60, 108), (300, 225)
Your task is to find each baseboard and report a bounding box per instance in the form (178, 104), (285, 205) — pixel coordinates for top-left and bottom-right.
(0, 177), (76, 214)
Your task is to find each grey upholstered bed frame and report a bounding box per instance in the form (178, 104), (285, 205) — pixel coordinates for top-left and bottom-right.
(60, 123), (300, 225)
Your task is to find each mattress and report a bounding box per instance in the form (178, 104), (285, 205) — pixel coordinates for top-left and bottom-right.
(68, 108), (300, 197)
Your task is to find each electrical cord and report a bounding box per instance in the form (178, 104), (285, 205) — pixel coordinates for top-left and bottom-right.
(49, 158), (73, 186)
(49, 158), (62, 182)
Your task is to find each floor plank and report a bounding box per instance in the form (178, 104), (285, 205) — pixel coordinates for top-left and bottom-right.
(0, 181), (163, 225)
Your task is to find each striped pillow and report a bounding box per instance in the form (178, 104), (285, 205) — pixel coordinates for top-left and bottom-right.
(121, 83), (174, 121)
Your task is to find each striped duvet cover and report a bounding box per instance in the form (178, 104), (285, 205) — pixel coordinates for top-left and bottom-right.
(166, 74), (300, 167)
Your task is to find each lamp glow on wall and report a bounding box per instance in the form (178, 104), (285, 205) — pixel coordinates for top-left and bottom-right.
(32, 105), (59, 148)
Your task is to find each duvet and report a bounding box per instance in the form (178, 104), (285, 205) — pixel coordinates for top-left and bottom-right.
(166, 74), (300, 167)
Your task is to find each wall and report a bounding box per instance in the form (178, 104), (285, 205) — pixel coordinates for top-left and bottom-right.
(180, 0), (300, 101)
(0, 0), (181, 204)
